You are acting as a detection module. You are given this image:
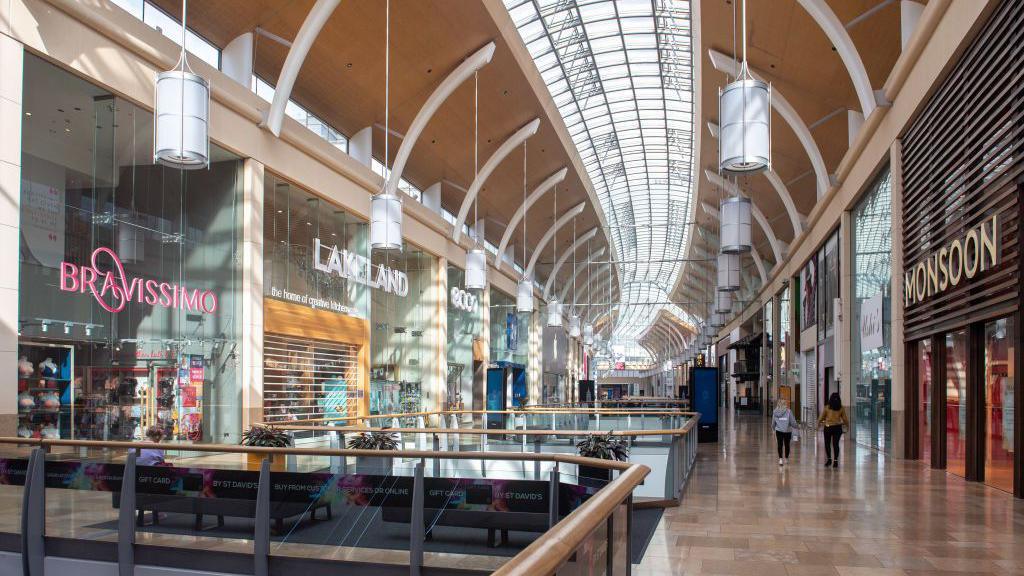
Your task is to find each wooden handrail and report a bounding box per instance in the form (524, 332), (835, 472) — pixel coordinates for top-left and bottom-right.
(494, 464), (651, 575)
(0, 437), (636, 470)
(276, 422), (697, 437)
(263, 408), (697, 427)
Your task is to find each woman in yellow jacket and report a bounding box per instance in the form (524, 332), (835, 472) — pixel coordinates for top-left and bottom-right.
(818, 392), (849, 468)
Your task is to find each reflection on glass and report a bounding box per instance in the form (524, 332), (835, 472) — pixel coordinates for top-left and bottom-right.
(945, 330), (967, 477)
(984, 318), (1014, 492)
(919, 339), (932, 464)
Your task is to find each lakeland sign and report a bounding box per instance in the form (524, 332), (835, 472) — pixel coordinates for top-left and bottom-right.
(313, 238), (409, 297)
(904, 215), (1000, 307)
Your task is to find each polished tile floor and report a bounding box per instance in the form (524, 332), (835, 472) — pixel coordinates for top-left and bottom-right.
(636, 413), (1024, 576)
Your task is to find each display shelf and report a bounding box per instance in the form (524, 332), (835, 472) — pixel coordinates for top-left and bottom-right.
(17, 341), (74, 439)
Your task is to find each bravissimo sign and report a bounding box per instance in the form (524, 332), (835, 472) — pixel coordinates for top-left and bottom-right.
(903, 215), (1000, 307)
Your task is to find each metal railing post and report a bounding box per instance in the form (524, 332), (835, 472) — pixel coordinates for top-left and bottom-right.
(410, 461), (425, 576)
(548, 463), (559, 528)
(21, 447), (44, 576)
(254, 458), (271, 576)
(533, 437), (542, 480)
(117, 450), (137, 576)
(433, 434), (441, 477)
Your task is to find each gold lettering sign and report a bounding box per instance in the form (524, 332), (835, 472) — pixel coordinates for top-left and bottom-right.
(904, 214), (1000, 307)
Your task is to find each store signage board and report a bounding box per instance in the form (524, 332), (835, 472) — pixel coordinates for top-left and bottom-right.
(903, 215), (999, 307)
(450, 287), (478, 312)
(860, 293), (884, 352)
(59, 246), (218, 314)
(313, 238), (409, 297)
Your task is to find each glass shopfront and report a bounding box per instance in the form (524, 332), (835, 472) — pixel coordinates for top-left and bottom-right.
(918, 339), (933, 464)
(984, 318), (1014, 493)
(489, 287), (527, 367)
(18, 54), (242, 442)
(370, 249), (437, 416)
(851, 169), (893, 452)
(446, 265), (482, 412)
(945, 330), (968, 478)
(262, 172), (370, 425)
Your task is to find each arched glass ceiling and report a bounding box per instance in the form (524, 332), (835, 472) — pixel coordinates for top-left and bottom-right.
(504, 0), (698, 344)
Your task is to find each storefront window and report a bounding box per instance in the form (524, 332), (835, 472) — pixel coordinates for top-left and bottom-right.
(18, 54), (242, 442)
(918, 339), (933, 464)
(446, 265), (482, 412)
(779, 286), (792, 409)
(984, 318), (1014, 492)
(370, 249), (437, 417)
(851, 169), (892, 452)
(945, 330), (968, 477)
(489, 287), (527, 367)
(262, 173), (369, 426)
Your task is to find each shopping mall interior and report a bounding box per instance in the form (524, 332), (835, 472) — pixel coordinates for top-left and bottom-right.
(0, 0), (1021, 574)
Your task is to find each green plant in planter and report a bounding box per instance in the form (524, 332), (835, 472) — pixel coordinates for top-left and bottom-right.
(576, 431), (629, 461)
(347, 428), (400, 451)
(241, 425), (293, 447)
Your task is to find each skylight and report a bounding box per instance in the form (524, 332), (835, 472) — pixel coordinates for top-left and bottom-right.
(504, 0), (698, 346)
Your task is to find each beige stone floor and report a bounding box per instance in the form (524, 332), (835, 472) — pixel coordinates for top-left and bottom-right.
(635, 413), (1024, 576)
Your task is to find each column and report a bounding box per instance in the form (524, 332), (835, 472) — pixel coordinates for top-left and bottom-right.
(241, 159), (265, 431)
(840, 210), (855, 421)
(434, 257), (449, 412)
(890, 140), (906, 458)
(0, 35), (22, 436)
(772, 292), (782, 407)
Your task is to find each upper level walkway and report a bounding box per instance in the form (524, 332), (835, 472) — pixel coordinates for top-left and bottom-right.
(637, 413), (1024, 576)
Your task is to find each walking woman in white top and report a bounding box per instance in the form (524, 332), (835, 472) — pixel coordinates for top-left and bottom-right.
(772, 398), (797, 466)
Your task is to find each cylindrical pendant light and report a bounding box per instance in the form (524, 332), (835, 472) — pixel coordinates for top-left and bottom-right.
(720, 197), (752, 254)
(370, 193), (403, 250)
(710, 312), (725, 329)
(717, 252), (740, 291)
(546, 300), (562, 327)
(465, 248), (487, 290)
(718, 0), (770, 173)
(568, 314), (581, 338)
(583, 323), (594, 345)
(153, 0), (209, 169)
(517, 279), (534, 313)
(715, 289), (733, 314)
(719, 78), (770, 173)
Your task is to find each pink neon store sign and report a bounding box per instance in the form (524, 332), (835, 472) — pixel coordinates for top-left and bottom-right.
(59, 247), (218, 314)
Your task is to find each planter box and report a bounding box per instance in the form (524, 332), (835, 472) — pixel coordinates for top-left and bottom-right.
(356, 455), (394, 476)
(577, 464), (612, 486)
(246, 452), (286, 471)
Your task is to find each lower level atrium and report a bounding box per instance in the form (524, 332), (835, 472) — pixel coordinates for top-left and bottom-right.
(639, 414), (1024, 576)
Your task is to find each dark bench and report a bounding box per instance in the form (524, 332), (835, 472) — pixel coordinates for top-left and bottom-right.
(381, 506), (550, 547)
(113, 492), (332, 533)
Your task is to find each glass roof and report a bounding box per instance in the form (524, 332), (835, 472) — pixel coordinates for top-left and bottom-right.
(504, 0), (698, 347)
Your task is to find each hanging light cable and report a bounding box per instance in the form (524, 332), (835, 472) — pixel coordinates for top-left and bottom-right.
(371, 0), (403, 250)
(547, 189), (562, 327)
(718, 0), (771, 173)
(465, 71), (487, 290)
(154, 0), (209, 169)
(517, 142), (533, 313)
(568, 218), (581, 338)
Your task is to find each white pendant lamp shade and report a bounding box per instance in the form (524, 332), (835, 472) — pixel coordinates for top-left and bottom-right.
(465, 249), (487, 290)
(546, 300), (563, 327)
(568, 314), (581, 338)
(710, 312), (725, 329)
(154, 70), (210, 169)
(717, 252), (741, 292)
(516, 279), (534, 313)
(370, 193), (403, 250)
(715, 289), (733, 314)
(720, 197), (752, 254)
(583, 323), (594, 345)
(719, 78), (771, 173)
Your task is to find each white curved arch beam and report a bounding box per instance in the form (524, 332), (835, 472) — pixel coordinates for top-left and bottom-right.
(385, 42), (497, 197)
(558, 247), (607, 303)
(708, 122), (804, 237)
(796, 0), (876, 116)
(265, 0), (342, 136)
(649, 324), (682, 356)
(708, 49), (830, 198)
(542, 227), (598, 299)
(453, 118), (541, 242)
(705, 170), (786, 264)
(496, 167), (568, 270)
(525, 202), (586, 278)
(750, 247), (768, 285)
